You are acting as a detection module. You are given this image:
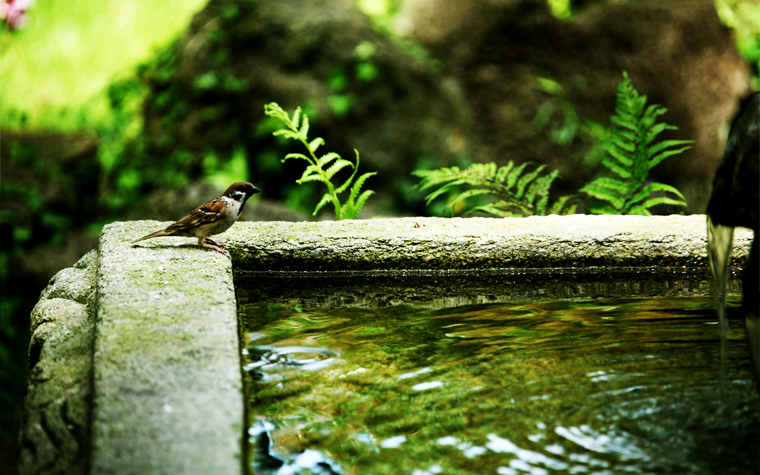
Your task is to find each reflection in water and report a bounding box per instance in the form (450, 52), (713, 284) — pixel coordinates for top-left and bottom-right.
(238, 297), (759, 474)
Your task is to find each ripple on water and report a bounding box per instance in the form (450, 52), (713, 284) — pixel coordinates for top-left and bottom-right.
(239, 297), (760, 475)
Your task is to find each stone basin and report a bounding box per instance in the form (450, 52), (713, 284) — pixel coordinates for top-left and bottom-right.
(17, 215), (753, 475)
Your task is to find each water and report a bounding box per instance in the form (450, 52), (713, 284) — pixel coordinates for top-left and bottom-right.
(707, 215), (736, 393)
(236, 275), (759, 475)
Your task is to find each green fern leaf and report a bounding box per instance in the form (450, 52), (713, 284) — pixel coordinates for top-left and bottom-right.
(446, 188), (494, 214)
(582, 176), (628, 193)
(351, 189), (375, 218)
(515, 164), (545, 199)
(628, 182), (686, 208)
(412, 160), (573, 217)
(299, 114), (309, 139)
(495, 162), (515, 183)
(628, 195), (687, 215)
(601, 153), (632, 179)
(283, 152), (311, 163)
(312, 193), (334, 216)
(291, 107), (301, 130)
(324, 159), (354, 180)
(582, 72), (689, 215)
(273, 130), (302, 140)
(506, 162), (529, 189)
(347, 171), (378, 203)
(422, 179), (471, 205)
(296, 174), (327, 185)
(580, 183), (625, 210)
(549, 195), (576, 215)
(586, 202), (620, 214)
(309, 137), (324, 153)
(647, 144), (692, 169)
(317, 152), (342, 168)
(265, 103), (376, 220)
(467, 203), (512, 217)
(335, 149), (365, 195)
(532, 170), (560, 214)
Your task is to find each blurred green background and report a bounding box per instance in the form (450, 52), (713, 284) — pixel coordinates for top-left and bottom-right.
(0, 0), (757, 471)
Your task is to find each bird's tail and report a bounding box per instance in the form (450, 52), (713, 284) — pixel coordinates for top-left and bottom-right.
(131, 229), (171, 244)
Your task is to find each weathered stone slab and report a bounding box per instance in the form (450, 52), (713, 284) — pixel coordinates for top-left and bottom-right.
(225, 215), (752, 271)
(91, 221), (244, 475)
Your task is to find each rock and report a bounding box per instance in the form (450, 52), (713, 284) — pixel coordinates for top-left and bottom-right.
(17, 251), (98, 475)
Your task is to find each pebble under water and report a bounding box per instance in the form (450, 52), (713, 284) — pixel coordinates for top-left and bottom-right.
(237, 288), (759, 475)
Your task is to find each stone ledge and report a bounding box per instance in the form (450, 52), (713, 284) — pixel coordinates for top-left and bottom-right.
(91, 221), (244, 475)
(225, 215), (752, 271)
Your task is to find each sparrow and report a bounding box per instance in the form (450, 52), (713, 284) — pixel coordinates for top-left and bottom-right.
(132, 182), (260, 258)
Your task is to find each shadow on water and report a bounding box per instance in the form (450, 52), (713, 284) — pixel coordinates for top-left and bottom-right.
(235, 270), (758, 475)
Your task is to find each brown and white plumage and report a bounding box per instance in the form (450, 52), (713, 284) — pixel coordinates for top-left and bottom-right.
(132, 182), (259, 258)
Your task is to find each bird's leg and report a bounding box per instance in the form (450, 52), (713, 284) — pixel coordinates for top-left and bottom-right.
(204, 237), (228, 250)
(197, 237), (230, 258)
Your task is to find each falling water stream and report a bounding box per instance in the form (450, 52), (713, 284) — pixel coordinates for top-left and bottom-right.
(707, 215), (736, 395)
(236, 272), (759, 475)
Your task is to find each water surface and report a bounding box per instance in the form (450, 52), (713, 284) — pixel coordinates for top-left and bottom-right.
(237, 281), (758, 475)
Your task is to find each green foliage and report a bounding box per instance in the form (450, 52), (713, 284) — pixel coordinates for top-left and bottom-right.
(264, 103), (377, 220)
(0, 0), (207, 131)
(411, 162), (577, 217)
(581, 72), (692, 215)
(546, 0), (572, 19)
(531, 75), (606, 170)
(715, 0), (760, 87)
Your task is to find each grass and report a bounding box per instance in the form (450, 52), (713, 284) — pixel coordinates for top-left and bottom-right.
(0, 0), (207, 131)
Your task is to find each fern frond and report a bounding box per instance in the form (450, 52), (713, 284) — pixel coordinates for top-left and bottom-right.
(273, 130), (302, 141)
(446, 188), (494, 213)
(531, 170), (560, 214)
(283, 152), (312, 163)
(412, 160), (574, 217)
(586, 202), (620, 215)
(265, 103), (376, 219)
(291, 107), (301, 130)
(324, 159), (354, 180)
(296, 174), (327, 185)
(337, 153), (377, 219)
(467, 202), (514, 217)
(580, 181), (625, 210)
(582, 72), (691, 215)
(647, 143), (692, 169)
(299, 114), (309, 139)
(317, 152), (341, 168)
(505, 162), (529, 189)
(421, 180), (470, 205)
(515, 164), (545, 199)
(313, 193), (334, 216)
(642, 122), (673, 147)
(627, 195), (687, 215)
(627, 182), (686, 208)
(495, 162), (515, 183)
(347, 171), (378, 203)
(549, 195), (577, 215)
(309, 137), (324, 153)
(601, 152), (632, 179)
(351, 189), (375, 218)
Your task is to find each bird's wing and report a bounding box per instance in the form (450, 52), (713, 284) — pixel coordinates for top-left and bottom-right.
(165, 198), (227, 234)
